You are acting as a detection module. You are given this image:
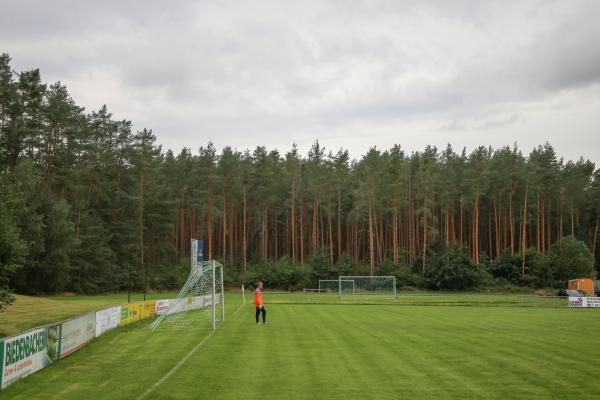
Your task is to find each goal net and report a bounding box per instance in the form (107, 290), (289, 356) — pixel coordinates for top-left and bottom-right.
(338, 276), (397, 299)
(319, 279), (354, 294)
(151, 260), (224, 331)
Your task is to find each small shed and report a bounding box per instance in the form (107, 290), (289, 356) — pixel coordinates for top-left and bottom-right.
(568, 278), (595, 295)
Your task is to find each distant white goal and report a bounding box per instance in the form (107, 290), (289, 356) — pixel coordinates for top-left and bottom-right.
(338, 276), (397, 299)
(151, 260), (224, 331)
(319, 279), (355, 294)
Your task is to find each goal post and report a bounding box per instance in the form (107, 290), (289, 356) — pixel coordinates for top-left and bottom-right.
(338, 276), (397, 300)
(151, 259), (224, 331)
(319, 279), (354, 294)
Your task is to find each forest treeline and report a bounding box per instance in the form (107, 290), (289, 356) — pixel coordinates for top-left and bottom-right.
(1, 53), (599, 301)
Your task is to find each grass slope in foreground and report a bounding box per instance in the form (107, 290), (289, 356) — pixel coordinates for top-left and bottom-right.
(2, 301), (599, 400)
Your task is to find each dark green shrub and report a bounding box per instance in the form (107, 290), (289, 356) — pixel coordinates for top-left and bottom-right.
(489, 252), (521, 283)
(425, 245), (479, 290)
(549, 237), (595, 282)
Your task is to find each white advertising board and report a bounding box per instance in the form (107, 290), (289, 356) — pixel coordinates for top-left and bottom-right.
(155, 300), (171, 315)
(568, 297), (600, 308)
(60, 313), (96, 358)
(95, 306), (121, 337)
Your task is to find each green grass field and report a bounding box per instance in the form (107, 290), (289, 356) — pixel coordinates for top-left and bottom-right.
(2, 292), (599, 400)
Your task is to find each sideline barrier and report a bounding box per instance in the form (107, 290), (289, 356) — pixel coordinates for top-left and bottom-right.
(0, 297), (174, 390)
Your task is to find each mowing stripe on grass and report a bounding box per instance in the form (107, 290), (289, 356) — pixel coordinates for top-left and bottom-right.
(135, 303), (244, 400)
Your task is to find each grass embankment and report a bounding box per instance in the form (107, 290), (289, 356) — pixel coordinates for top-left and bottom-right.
(0, 292), (176, 338)
(2, 292), (599, 400)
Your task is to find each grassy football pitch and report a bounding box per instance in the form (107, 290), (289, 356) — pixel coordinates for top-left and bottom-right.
(2, 293), (600, 399)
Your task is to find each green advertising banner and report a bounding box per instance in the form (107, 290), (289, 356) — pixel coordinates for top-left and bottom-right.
(1, 324), (61, 389)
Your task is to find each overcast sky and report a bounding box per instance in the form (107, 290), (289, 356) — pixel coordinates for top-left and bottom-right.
(1, 0), (599, 163)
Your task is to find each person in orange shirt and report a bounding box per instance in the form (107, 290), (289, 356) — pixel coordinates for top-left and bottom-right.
(254, 281), (267, 325)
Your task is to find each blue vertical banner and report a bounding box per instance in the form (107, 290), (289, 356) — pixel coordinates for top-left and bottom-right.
(191, 239), (205, 272)
(197, 240), (204, 265)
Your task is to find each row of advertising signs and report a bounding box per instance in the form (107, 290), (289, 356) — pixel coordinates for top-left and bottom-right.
(0, 298), (177, 390)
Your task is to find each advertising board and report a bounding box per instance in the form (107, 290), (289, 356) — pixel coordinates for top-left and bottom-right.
(141, 300), (156, 319)
(95, 306), (121, 337)
(155, 299), (170, 315)
(568, 297), (600, 307)
(120, 303), (142, 326)
(60, 313), (96, 358)
(1, 324), (61, 389)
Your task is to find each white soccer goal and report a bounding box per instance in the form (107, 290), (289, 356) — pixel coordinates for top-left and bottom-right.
(151, 260), (224, 331)
(319, 279), (355, 294)
(338, 276), (397, 299)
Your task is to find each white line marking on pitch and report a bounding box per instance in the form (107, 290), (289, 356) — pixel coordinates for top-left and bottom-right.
(135, 304), (244, 400)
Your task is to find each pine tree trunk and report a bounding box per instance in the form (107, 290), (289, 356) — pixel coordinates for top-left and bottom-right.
(475, 195), (479, 265)
(393, 205), (398, 263)
(274, 211), (278, 261)
(509, 190), (514, 256)
(592, 216), (599, 256)
(460, 197), (464, 246)
(407, 165), (413, 264)
(312, 198), (317, 254)
(264, 206), (268, 260)
(76, 209), (81, 240)
(488, 210), (492, 261)
(291, 179), (296, 266)
(139, 172), (146, 300)
(494, 199), (500, 259)
(559, 196), (564, 240)
(536, 193), (540, 252)
(521, 183), (528, 277)
(320, 208), (325, 252)
(378, 214), (383, 265)
(207, 195), (213, 260)
(541, 194), (545, 253)
(423, 195), (428, 273)
(222, 196), (227, 262)
(328, 198), (333, 267)
(571, 206), (575, 239)
(547, 200), (551, 251)
(300, 183), (305, 269)
(368, 194), (375, 275)
(243, 186), (247, 272)
(230, 206), (235, 264)
(284, 212), (289, 256)
(337, 187), (342, 262)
